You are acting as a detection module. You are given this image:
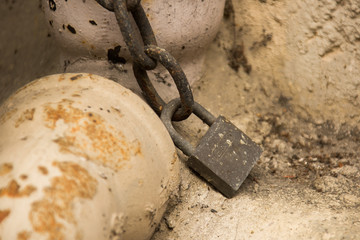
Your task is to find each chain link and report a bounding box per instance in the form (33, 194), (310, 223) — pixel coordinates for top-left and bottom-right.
(134, 45), (194, 121)
(95, 0), (141, 11)
(95, 0), (194, 120)
(114, 0), (157, 70)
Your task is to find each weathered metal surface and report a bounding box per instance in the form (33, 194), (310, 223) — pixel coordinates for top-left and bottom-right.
(0, 73), (180, 240)
(134, 45), (194, 121)
(161, 98), (262, 198)
(113, 0), (157, 70)
(189, 116), (263, 198)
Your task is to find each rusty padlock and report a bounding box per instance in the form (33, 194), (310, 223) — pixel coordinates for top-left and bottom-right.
(161, 98), (262, 198)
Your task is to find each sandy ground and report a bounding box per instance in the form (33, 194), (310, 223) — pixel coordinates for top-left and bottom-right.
(1, 1), (359, 239)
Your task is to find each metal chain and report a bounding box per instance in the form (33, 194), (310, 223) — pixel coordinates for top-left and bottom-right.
(134, 45), (194, 121)
(96, 0), (157, 69)
(95, 0), (141, 11)
(95, 0), (194, 121)
(95, 0), (114, 11)
(114, 0), (157, 70)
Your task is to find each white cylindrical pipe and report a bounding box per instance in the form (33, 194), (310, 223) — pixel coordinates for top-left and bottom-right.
(0, 73), (180, 240)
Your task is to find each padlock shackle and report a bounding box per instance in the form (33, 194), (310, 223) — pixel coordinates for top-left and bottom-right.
(161, 98), (217, 156)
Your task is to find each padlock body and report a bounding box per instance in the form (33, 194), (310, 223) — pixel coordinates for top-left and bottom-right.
(188, 116), (262, 198)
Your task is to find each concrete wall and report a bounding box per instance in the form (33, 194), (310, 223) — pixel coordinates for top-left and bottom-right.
(230, 0), (360, 124)
(0, 0), (61, 104)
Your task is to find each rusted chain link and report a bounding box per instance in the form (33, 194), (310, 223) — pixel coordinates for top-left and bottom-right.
(95, 0), (114, 11)
(95, 0), (194, 120)
(126, 0), (141, 10)
(96, 0), (157, 70)
(95, 0), (140, 11)
(130, 4), (157, 48)
(134, 45), (194, 121)
(113, 0), (157, 70)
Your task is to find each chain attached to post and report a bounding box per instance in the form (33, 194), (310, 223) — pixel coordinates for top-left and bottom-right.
(95, 0), (194, 120)
(95, 0), (263, 198)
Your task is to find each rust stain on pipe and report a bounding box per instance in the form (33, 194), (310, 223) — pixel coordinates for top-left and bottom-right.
(43, 99), (142, 170)
(38, 166), (49, 175)
(0, 180), (37, 198)
(15, 108), (36, 128)
(16, 231), (31, 240)
(19, 174), (28, 180)
(29, 161), (98, 240)
(0, 163), (13, 176)
(0, 209), (10, 224)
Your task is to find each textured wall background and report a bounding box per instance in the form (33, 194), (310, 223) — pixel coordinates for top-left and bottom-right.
(0, 0), (61, 104)
(229, 0), (360, 124)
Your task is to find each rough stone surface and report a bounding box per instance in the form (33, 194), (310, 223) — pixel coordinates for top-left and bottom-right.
(226, 0), (360, 124)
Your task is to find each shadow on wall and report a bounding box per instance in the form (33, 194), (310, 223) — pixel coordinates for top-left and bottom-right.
(0, 0), (61, 104)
